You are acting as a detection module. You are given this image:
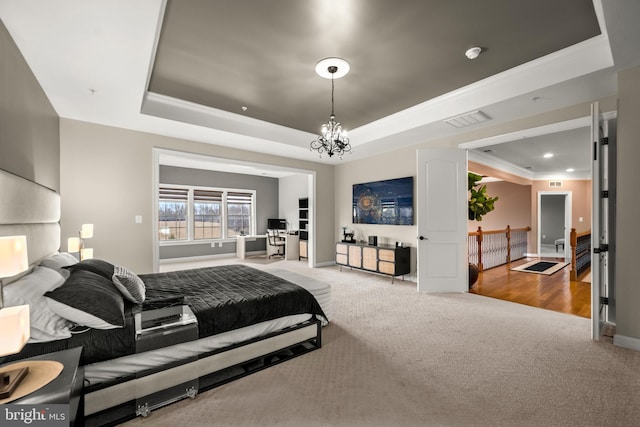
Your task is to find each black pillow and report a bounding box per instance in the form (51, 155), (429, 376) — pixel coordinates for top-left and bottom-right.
(44, 269), (124, 329)
(64, 258), (115, 281)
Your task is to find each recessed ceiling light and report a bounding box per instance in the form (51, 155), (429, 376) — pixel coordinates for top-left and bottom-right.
(465, 47), (482, 60)
(566, 168), (575, 172)
(543, 153), (553, 158)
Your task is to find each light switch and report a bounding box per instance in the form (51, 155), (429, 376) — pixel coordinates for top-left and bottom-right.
(579, 217), (583, 222)
(135, 215), (143, 224)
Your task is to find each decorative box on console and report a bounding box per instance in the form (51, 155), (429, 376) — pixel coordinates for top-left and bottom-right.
(133, 304), (199, 418)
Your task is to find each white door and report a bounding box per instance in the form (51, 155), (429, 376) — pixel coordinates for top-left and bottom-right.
(416, 148), (468, 293)
(591, 101), (612, 340)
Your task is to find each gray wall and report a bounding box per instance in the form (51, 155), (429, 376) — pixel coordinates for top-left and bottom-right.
(540, 194), (565, 244)
(0, 20), (59, 191)
(60, 119), (335, 273)
(615, 64), (640, 346)
(158, 165), (279, 259)
(279, 174), (310, 229)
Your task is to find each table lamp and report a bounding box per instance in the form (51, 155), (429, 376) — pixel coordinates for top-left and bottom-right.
(0, 235), (30, 399)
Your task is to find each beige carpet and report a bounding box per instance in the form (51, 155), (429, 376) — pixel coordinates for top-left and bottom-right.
(125, 259), (640, 427)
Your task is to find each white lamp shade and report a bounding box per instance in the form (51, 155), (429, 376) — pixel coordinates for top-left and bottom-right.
(67, 237), (81, 253)
(80, 223), (94, 239)
(81, 248), (94, 260)
(0, 305), (30, 356)
(0, 235), (28, 278)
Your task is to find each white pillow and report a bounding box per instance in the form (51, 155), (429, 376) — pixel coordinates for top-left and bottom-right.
(112, 265), (146, 303)
(39, 252), (79, 278)
(3, 266), (72, 342)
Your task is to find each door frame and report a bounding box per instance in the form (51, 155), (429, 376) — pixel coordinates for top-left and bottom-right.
(460, 111), (616, 339)
(151, 148), (317, 272)
(537, 191), (572, 261)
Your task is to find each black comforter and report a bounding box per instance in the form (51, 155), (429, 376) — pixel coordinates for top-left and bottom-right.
(4, 265), (325, 366)
(140, 264), (325, 338)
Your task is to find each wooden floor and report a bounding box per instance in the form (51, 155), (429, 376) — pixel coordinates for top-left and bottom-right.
(470, 257), (591, 318)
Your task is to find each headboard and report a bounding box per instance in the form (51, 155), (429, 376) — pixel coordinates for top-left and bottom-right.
(0, 168), (61, 267)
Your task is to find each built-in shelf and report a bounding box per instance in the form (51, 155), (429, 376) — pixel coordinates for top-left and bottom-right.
(299, 198), (308, 259)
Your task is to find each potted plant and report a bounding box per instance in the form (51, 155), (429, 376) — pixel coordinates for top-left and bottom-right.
(468, 172), (499, 287)
(468, 172), (498, 221)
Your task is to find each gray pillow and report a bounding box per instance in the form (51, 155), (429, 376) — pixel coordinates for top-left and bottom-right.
(112, 265), (146, 303)
(63, 258), (115, 280)
(44, 270), (125, 329)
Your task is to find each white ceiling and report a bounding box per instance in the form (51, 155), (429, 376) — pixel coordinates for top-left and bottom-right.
(1, 1), (639, 180)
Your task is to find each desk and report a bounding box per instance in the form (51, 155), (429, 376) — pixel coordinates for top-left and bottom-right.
(236, 234), (299, 260)
(278, 234), (299, 260)
(236, 235), (266, 259)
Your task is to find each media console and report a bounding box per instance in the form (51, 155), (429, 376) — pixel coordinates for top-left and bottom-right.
(335, 242), (410, 283)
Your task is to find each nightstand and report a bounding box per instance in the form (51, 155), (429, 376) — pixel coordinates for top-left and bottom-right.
(9, 347), (83, 426)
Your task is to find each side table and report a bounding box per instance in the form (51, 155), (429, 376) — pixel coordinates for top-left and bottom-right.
(7, 347), (83, 426)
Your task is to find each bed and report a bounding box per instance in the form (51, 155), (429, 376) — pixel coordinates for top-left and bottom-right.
(0, 168), (331, 426)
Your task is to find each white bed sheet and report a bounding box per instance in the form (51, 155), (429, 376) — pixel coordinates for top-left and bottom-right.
(84, 313), (312, 385)
(83, 270), (331, 385)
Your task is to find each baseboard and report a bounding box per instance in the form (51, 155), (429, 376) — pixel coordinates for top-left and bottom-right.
(160, 253), (236, 265)
(613, 334), (640, 351)
(315, 261), (336, 268)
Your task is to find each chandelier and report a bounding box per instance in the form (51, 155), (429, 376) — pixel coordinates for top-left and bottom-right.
(310, 58), (351, 159)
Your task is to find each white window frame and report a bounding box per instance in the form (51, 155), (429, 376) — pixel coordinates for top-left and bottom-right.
(159, 184), (256, 245)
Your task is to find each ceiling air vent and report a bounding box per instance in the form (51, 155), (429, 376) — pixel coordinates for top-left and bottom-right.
(444, 110), (491, 128)
(549, 180), (563, 188)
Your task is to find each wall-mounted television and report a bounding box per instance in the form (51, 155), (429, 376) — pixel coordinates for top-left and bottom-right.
(267, 218), (287, 230)
(352, 177), (414, 225)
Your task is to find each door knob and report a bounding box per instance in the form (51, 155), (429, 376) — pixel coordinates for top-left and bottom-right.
(418, 236), (427, 240)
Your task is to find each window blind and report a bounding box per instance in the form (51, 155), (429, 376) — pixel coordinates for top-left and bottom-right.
(194, 189), (223, 203)
(227, 191), (253, 204)
(159, 187), (188, 201)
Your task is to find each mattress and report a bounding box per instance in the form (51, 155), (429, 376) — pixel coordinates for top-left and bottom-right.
(267, 269), (332, 322)
(139, 264), (326, 338)
(83, 267), (331, 385)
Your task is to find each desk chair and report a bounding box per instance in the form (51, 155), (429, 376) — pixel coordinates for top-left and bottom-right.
(267, 230), (285, 258)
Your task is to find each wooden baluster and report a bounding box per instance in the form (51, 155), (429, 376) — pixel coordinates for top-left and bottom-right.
(477, 226), (483, 272)
(570, 228), (577, 281)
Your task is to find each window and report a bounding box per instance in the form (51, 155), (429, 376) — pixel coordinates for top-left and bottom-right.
(227, 192), (253, 237)
(158, 185), (255, 242)
(194, 189), (222, 240)
(159, 187), (188, 241)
